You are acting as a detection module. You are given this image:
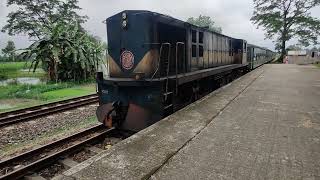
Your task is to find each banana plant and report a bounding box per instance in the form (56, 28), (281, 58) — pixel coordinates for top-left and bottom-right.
(20, 21), (105, 82)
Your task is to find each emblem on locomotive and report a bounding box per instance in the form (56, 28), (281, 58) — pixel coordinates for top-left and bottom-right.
(120, 50), (134, 70)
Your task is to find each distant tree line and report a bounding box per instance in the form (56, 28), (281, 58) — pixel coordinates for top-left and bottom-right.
(187, 15), (222, 33)
(286, 44), (320, 54)
(1, 40), (17, 61)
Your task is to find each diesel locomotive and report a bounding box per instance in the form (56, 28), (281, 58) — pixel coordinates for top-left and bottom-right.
(96, 10), (276, 132)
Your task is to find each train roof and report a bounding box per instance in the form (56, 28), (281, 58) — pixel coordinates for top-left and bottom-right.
(107, 10), (245, 41)
(247, 43), (274, 52)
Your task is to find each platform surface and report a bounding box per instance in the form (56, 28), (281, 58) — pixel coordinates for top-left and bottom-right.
(60, 64), (320, 180)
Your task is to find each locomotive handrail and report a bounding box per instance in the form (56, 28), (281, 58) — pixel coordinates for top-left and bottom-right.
(163, 43), (172, 95)
(175, 42), (185, 95)
(150, 43), (171, 101)
(151, 42), (171, 81)
(150, 45), (162, 80)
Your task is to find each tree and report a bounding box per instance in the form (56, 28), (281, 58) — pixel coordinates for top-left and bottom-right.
(310, 46), (319, 51)
(2, 0), (87, 39)
(286, 44), (302, 51)
(2, 0), (104, 82)
(20, 22), (105, 82)
(187, 15), (222, 33)
(251, 0), (320, 61)
(1, 40), (16, 61)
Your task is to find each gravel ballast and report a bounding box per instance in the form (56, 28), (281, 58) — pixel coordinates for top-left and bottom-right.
(0, 104), (100, 160)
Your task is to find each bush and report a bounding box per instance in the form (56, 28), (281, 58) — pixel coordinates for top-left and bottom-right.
(0, 80), (95, 100)
(0, 82), (72, 99)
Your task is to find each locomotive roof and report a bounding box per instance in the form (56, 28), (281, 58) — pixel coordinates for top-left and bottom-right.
(107, 10), (244, 41)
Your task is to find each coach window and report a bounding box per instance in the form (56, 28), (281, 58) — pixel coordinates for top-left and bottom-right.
(199, 32), (204, 44)
(199, 45), (203, 57)
(192, 44), (197, 57)
(192, 30), (197, 43)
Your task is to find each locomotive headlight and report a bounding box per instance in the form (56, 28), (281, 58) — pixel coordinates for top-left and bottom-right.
(122, 12), (127, 20)
(122, 20), (127, 28)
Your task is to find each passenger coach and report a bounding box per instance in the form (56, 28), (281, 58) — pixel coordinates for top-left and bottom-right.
(247, 44), (275, 69)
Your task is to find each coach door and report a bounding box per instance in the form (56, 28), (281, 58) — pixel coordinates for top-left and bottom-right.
(242, 41), (247, 64)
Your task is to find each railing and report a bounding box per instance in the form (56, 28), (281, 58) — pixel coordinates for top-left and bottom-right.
(151, 42), (186, 96)
(175, 42), (185, 94)
(151, 42), (171, 81)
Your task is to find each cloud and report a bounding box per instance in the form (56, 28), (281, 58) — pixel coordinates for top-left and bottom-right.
(1, 0), (320, 51)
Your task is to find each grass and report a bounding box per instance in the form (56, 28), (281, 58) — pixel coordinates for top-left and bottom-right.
(314, 63), (320, 68)
(0, 99), (44, 112)
(0, 61), (97, 112)
(40, 85), (96, 100)
(0, 82), (96, 112)
(0, 61), (45, 80)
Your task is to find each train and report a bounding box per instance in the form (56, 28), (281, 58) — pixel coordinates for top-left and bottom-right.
(96, 10), (276, 132)
(247, 44), (276, 69)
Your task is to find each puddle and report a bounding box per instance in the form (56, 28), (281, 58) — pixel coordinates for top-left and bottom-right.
(0, 77), (44, 86)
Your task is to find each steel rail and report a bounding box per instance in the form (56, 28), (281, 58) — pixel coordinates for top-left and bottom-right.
(0, 94), (99, 127)
(0, 124), (114, 180)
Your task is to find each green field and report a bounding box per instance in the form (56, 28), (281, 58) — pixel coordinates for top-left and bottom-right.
(0, 82), (96, 100)
(0, 61), (45, 80)
(315, 63), (320, 68)
(0, 82), (96, 112)
(0, 61), (97, 112)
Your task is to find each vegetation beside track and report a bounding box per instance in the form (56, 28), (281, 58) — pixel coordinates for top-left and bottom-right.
(0, 82), (96, 112)
(0, 61), (96, 112)
(0, 61), (45, 80)
(0, 82), (95, 100)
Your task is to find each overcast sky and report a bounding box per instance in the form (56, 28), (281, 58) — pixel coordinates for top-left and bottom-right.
(1, 0), (320, 51)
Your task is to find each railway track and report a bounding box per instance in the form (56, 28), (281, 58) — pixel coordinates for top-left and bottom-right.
(0, 94), (99, 127)
(0, 124), (116, 180)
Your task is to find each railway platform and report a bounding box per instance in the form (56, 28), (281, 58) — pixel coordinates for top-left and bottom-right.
(58, 64), (320, 180)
